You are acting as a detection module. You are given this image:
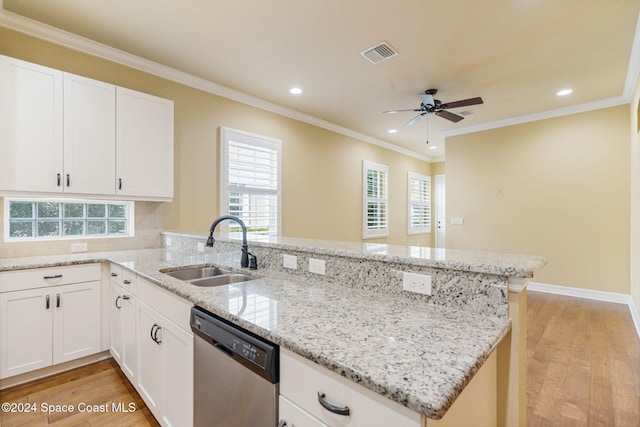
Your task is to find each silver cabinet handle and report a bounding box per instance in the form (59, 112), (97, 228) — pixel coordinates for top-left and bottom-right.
(123, 279), (131, 285)
(122, 295), (130, 300)
(118, 178), (122, 190)
(115, 295), (122, 309)
(56, 173), (61, 186)
(317, 392), (350, 416)
(56, 293), (60, 308)
(66, 174), (70, 187)
(111, 272), (118, 277)
(45, 294), (50, 309)
(44, 274), (63, 280)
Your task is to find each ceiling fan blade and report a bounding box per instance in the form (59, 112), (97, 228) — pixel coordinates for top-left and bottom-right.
(384, 108), (421, 114)
(405, 113), (426, 126)
(439, 97), (483, 109)
(436, 110), (464, 123)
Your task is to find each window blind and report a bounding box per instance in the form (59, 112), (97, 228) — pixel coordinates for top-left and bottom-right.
(408, 172), (431, 234)
(221, 128), (281, 239)
(363, 161), (389, 238)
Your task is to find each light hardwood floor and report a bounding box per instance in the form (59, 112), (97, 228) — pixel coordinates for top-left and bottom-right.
(0, 358), (159, 426)
(1, 292), (638, 426)
(527, 291), (640, 427)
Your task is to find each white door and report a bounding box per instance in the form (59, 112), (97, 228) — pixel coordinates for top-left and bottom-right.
(0, 55), (63, 193)
(160, 318), (193, 427)
(63, 73), (116, 195)
(116, 87), (174, 199)
(109, 282), (124, 364)
(136, 301), (163, 416)
(434, 174), (446, 248)
(52, 281), (101, 364)
(0, 288), (53, 378)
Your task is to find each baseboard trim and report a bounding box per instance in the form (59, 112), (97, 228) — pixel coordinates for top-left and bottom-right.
(528, 282), (640, 339)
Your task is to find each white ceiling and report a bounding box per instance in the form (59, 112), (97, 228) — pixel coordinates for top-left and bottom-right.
(2, 0), (639, 160)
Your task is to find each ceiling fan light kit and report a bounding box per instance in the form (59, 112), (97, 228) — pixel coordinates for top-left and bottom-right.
(384, 89), (483, 126)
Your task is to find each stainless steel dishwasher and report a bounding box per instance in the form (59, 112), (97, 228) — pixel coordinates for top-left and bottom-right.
(191, 306), (279, 427)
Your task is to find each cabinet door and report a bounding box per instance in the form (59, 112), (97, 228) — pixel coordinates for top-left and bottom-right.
(0, 288), (53, 378)
(136, 301), (163, 416)
(160, 319), (193, 427)
(120, 291), (137, 382)
(280, 396), (329, 427)
(52, 281), (101, 364)
(116, 87), (174, 199)
(109, 282), (124, 364)
(63, 73), (116, 195)
(0, 55), (63, 193)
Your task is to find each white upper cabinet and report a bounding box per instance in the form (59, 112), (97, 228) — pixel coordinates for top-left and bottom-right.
(0, 55), (63, 193)
(116, 87), (174, 200)
(0, 54), (174, 201)
(63, 73), (116, 195)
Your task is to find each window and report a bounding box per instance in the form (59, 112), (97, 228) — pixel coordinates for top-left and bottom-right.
(408, 172), (431, 235)
(363, 161), (389, 239)
(220, 127), (281, 239)
(5, 198), (134, 241)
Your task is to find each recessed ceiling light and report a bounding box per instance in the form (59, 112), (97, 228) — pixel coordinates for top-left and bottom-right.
(428, 146), (438, 150)
(388, 129), (398, 134)
(556, 89), (573, 96)
(289, 87), (303, 95)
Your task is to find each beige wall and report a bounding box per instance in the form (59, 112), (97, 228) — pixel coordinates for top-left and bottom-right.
(446, 105), (630, 293)
(0, 27), (434, 256)
(631, 70), (640, 310)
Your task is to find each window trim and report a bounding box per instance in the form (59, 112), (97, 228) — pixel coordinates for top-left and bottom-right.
(219, 127), (282, 238)
(4, 197), (134, 242)
(362, 160), (389, 239)
(407, 171), (432, 235)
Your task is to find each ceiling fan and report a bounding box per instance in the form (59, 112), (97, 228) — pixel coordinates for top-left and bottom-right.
(384, 89), (483, 126)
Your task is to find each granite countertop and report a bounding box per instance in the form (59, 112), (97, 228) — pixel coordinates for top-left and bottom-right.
(165, 231), (548, 278)
(0, 247), (511, 419)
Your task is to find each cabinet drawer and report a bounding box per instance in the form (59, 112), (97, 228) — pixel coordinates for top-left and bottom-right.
(109, 264), (137, 294)
(0, 264), (100, 293)
(280, 395), (329, 427)
(137, 278), (192, 332)
(280, 349), (420, 427)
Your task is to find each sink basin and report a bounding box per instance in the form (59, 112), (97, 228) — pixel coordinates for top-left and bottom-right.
(164, 266), (231, 281)
(189, 274), (256, 287)
(162, 266), (257, 287)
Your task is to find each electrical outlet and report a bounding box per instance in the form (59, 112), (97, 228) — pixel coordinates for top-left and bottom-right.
(166, 237), (172, 246)
(309, 258), (326, 275)
(402, 272), (432, 296)
(451, 217), (464, 225)
(197, 242), (205, 252)
(70, 243), (87, 253)
(283, 254), (298, 269)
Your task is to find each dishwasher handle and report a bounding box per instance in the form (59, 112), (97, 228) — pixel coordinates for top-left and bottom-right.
(213, 342), (234, 358)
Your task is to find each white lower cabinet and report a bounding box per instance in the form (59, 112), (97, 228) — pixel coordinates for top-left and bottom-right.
(280, 395), (329, 427)
(109, 281), (137, 382)
(0, 264), (101, 379)
(136, 299), (193, 427)
(108, 270), (193, 427)
(279, 348), (420, 427)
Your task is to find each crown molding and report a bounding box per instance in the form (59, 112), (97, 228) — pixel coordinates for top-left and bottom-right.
(0, 6), (435, 163)
(442, 96), (627, 139)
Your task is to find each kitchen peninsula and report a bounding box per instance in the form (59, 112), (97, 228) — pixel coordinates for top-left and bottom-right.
(0, 232), (546, 426)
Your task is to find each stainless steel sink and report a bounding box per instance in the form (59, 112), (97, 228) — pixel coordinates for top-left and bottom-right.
(161, 266), (257, 287)
(164, 266), (231, 281)
(189, 274), (256, 287)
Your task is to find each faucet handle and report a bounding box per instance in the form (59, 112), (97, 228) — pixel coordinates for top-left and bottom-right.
(247, 252), (258, 270)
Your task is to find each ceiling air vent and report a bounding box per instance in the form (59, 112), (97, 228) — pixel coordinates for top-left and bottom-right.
(360, 42), (398, 64)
